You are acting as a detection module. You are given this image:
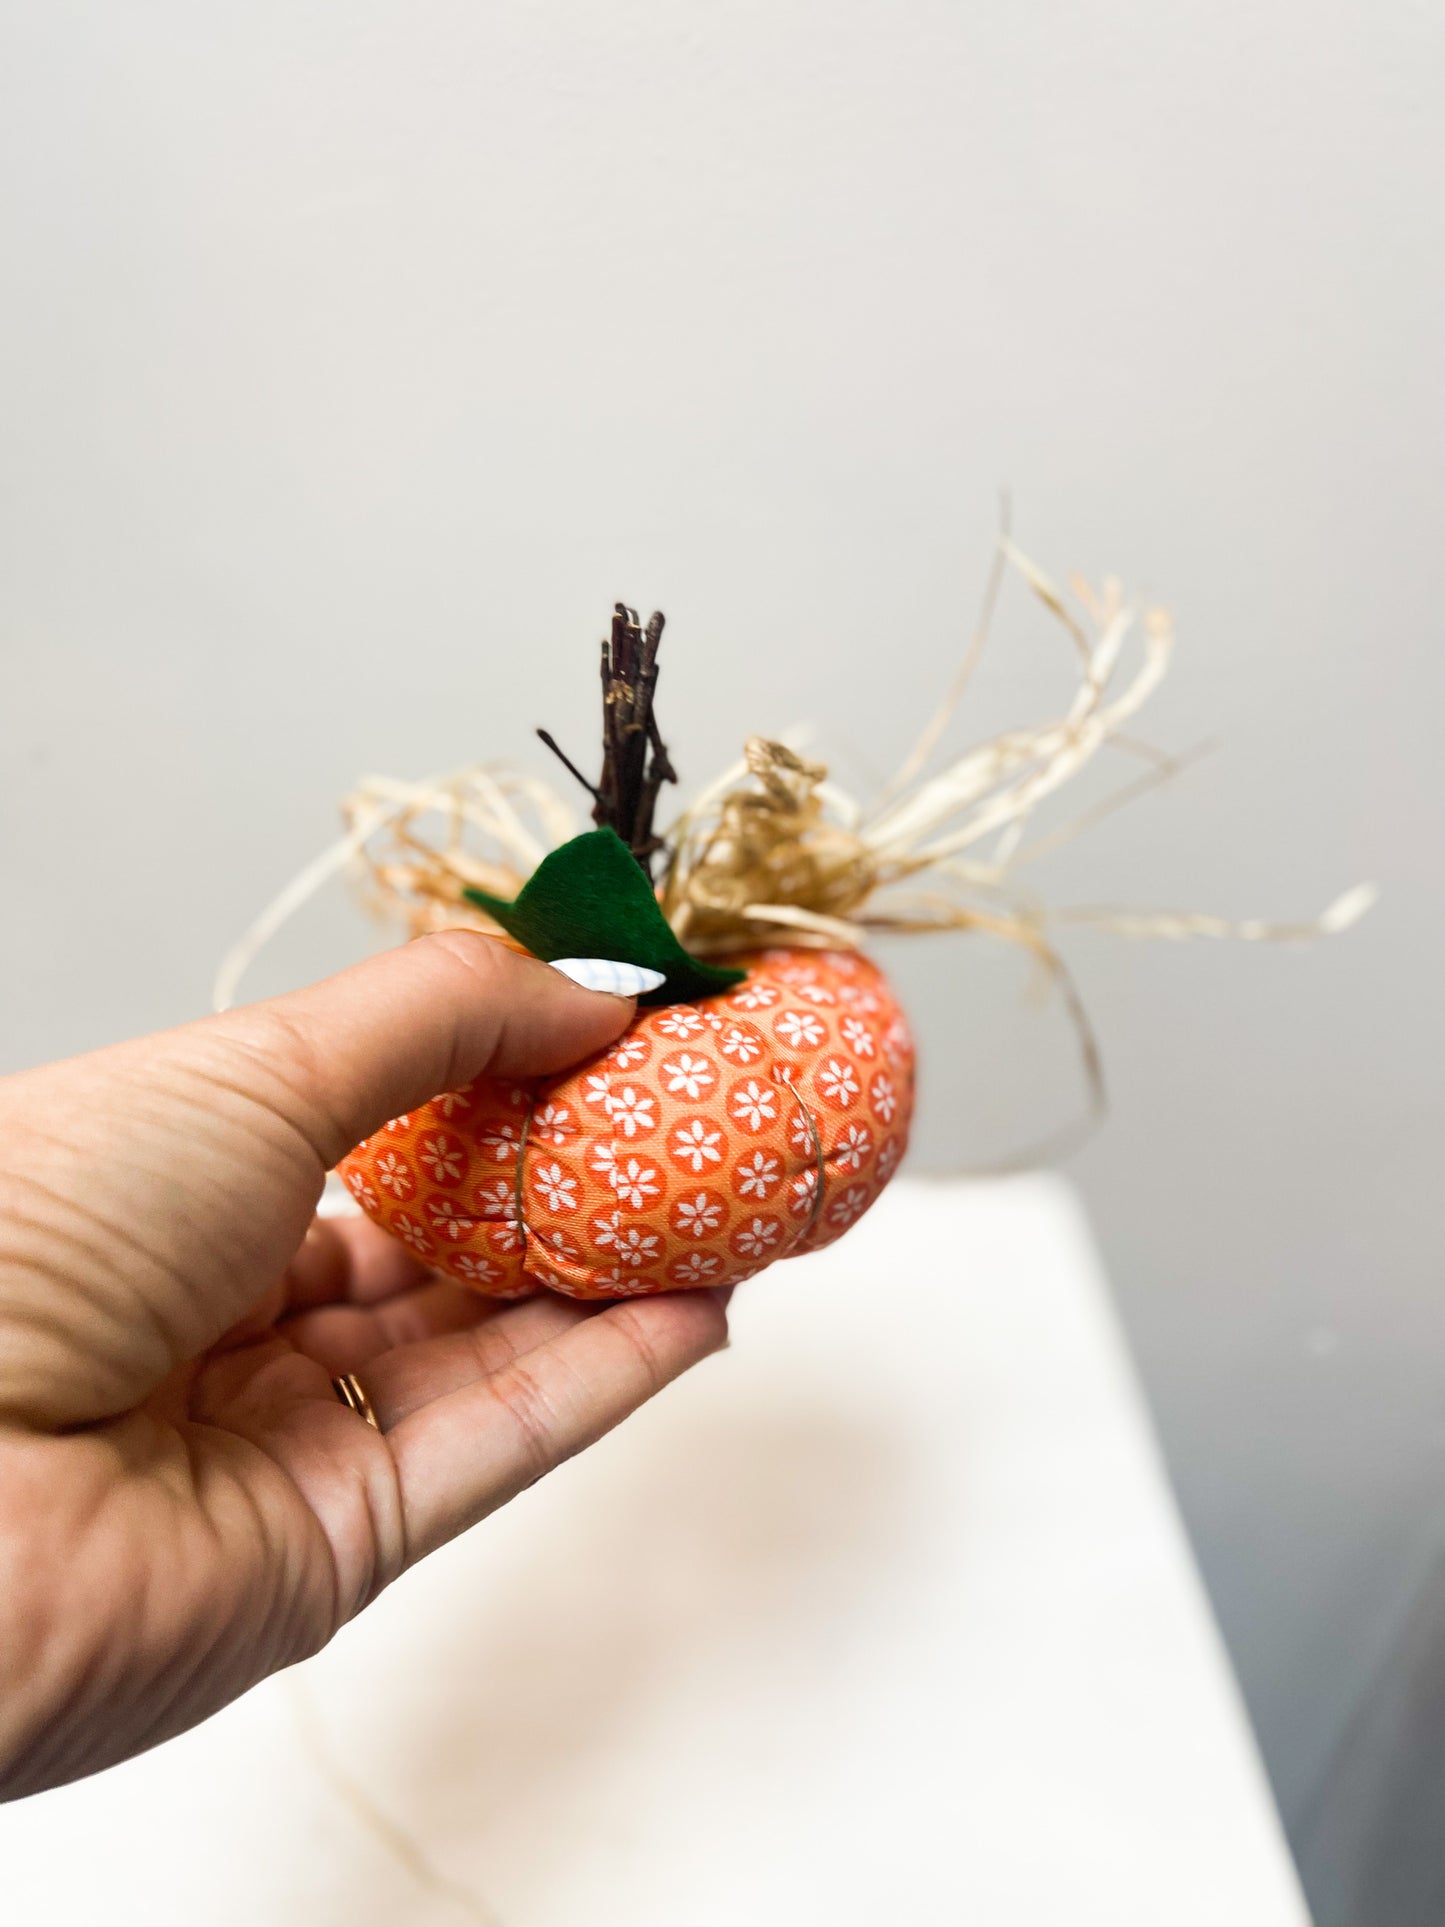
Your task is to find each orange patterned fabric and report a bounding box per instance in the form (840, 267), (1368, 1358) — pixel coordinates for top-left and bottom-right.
(337, 948), (914, 1299)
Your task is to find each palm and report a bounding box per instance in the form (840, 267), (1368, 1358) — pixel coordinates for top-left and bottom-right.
(0, 931), (728, 1801)
(7, 1217), (725, 1797)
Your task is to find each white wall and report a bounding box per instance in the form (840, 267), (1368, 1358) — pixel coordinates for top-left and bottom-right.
(2, 5), (1441, 1916)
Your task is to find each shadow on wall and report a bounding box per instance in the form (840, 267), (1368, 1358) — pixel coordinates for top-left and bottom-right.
(1298, 1527), (1445, 1927)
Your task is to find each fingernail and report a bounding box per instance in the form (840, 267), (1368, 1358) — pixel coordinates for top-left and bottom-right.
(549, 958), (666, 997)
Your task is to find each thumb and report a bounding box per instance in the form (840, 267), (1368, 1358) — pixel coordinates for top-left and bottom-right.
(0, 934), (636, 1429)
(211, 931), (637, 1169)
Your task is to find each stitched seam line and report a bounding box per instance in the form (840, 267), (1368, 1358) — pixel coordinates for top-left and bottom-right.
(512, 1098), (536, 1264)
(780, 1071), (827, 1233)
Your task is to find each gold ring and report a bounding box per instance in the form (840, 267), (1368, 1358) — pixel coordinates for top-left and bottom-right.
(332, 1372), (380, 1430)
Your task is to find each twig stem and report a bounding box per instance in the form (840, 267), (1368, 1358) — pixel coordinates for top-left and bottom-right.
(591, 603), (676, 876)
(536, 728), (603, 802)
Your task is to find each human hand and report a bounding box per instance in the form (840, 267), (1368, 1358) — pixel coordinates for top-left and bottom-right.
(0, 934), (730, 1799)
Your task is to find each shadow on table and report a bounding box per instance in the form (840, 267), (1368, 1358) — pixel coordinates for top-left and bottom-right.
(300, 1395), (913, 1923)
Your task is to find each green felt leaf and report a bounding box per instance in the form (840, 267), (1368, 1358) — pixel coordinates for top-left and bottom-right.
(464, 828), (746, 1007)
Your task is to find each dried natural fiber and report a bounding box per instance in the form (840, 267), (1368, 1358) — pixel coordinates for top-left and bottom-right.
(215, 537), (1374, 1131)
(657, 551), (1371, 990)
(214, 766), (575, 1011)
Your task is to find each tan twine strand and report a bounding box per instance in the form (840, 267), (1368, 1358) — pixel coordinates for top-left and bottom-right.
(214, 766), (577, 1010)
(214, 537), (1374, 1140)
(780, 1073), (829, 1238)
(511, 1097), (535, 1265)
(219, 537), (1373, 1901)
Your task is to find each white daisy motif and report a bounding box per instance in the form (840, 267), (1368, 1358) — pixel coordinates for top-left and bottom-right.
(669, 1251), (722, 1285)
(788, 1170), (819, 1217)
(870, 1072), (898, 1123)
(877, 1139), (902, 1181)
(818, 1058), (861, 1107)
(840, 987), (882, 1015)
(828, 1184), (871, 1229)
(835, 1124), (873, 1173)
(775, 1009), (826, 1050)
(735, 1150), (782, 1199)
(840, 1016), (876, 1058)
(480, 1122), (522, 1163)
(588, 1138), (621, 1182)
(885, 1018), (913, 1059)
(795, 982), (837, 1006)
(788, 1106), (818, 1157)
(425, 1196), (474, 1241)
(615, 1225), (662, 1268)
(591, 1210), (622, 1251)
(729, 981), (779, 1012)
(605, 1086), (657, 1138)
(657, 1007), (707, 1039)
(344, 1169), (377, 1208)
(375, 1151), (415, 1199)
(488, 1219), (524, 1254)
(453, 1252), (502, 1285)
(474, 1176), (514, 1218)
(731, 1080), (778, 1131)
(661, 1052), (716, 1099)
(383, 1114), (412, 1135)
(672, 1192), (725, 1238)
(418, 1134), (465, 1184)
(593, 1266), (656, 1296)
(732, 1216), (782, 1259)
(532, 1162), (579, 1213)
(538, 1228), (581, 1265)
(611, 1158), (661, 1209)
(433, 1089), (473, 1118)
(581, 1073), (613, 1113)
(672, 1119), (724, 1172)
(608, 1033), (652, 1070)
(532, 1102), (578, 1146)
(719, 1024), (763, 1063)
(394, 1213), (432, 1253)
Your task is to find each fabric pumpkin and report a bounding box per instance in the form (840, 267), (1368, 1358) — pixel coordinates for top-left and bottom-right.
(337, 946), (913, 1299)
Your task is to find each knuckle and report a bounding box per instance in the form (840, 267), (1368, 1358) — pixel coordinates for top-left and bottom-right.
(409, 933), (540, 1091)
(492, 1356), (562, 1485)
(466, 1318), (523, 1381)
(229, 1005), (352, 1170)
(605, 1303), (672, 1398)
(415, 930), (519, 1000)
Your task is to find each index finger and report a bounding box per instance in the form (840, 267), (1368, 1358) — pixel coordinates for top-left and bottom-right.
(387, 1289), (730, 1561)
